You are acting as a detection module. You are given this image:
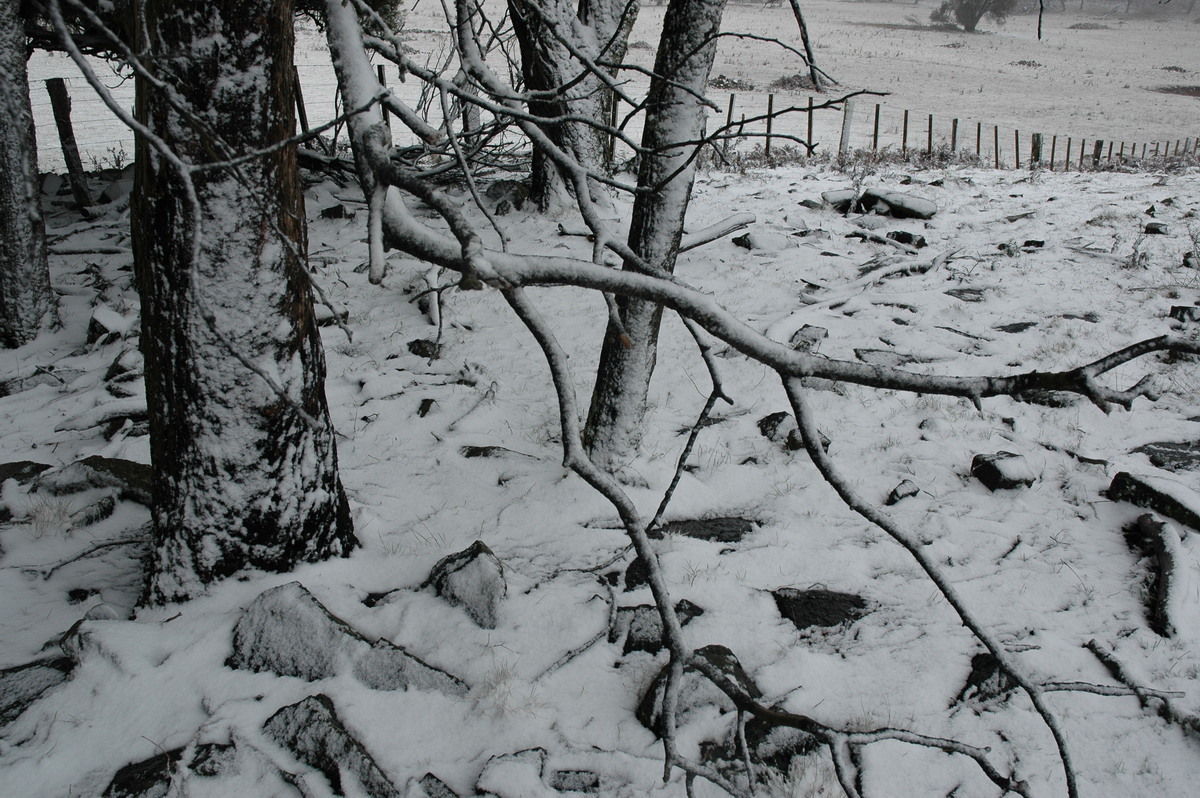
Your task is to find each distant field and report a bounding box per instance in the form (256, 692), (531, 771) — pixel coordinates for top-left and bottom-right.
(26, 0), (1200, 171)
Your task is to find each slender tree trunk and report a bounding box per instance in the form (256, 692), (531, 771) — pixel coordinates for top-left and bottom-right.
(787, 0), (825, 91)
(508, 0), (637, 211)
(133, 0), (355, 603)
(0, 0), (58, 348)
(584, 0), (726, 469)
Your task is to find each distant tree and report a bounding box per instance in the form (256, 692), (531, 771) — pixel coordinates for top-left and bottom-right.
(931, 0), (1017, 31)
(0, 0), (57, 348)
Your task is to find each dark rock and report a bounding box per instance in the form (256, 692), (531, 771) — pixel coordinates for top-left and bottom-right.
(493, 199), (512, 216)
(971, 452), (1036, 491)
(460, 445), (535, 460)
(34, 456), (152, 505)
(799, 198), (824, 210)
(418, 773), (461, 798)
(1108, 472), (1200, 533)
(102, 749), (182, 798)
(67, 588), (97, 604)
(408, 338), (441, 359)
(105, 349), (144, 383)
(1013, 390), (1083, 408)
(945, 287), (985, 303)
(425, 541), (507, 629)
(623, 556), (650, 591)
(1022, 239), (1045, 249)
(955, 653), (1017, 706)
(0, 460), (51, 486)
(485, 180), (529, 211)
(1060, 311), (1100, 323)
(758, 411), (828, 453)
(264, 694), (402, 798)
(1145, 222), (1169, 235)
(475, 748), (546, 797)
(1183, 251), (1198, 269)
(1168, 305), (1200, 323)
(859, 189), (937, 220)
(229, 582), (467, 695)
(702, 703), (819, 776)
(789, 324), (827, 352)
(1133, 441), (1200, 472)
(887, 230), (927, 248)
(417, 398), (436, 417)
(854, 348), (926, 367)
(772, 588), (867, 630)
(612, 600), (704, 655)
(87, 306), (134, 345)
(99, 179), (134, 205)
(637, 645), (761, 734)
(886, 479), (921, 505)
(319, 203), (349, 219)
(0, 657), (74, 725)
(656, 517), (755, 543)
(550, 770), (600, 793)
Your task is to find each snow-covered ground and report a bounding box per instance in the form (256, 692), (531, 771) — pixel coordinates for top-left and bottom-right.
(1, 151), (1199, 796)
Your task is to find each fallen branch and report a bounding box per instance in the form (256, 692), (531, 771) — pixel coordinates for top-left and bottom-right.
(20, 535), (150, 580)
(1086, 639), (1200, 739)
(1139, 514), (1185, 638)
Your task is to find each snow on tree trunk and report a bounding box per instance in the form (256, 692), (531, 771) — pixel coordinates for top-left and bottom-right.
(584, 0), (726, 469)
(0, 0), (58, 348)
(508, 0), (636, 211)
(132, 0), (355, 603)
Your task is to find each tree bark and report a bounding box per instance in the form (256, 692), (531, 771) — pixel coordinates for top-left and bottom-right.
(584, 0), (725, 469)
(133, 0), (355, 603)
(508, 0), (637, 211)
(0, 0), (58, 348)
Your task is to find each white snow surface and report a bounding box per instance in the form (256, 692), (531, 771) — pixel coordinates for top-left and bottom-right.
(2, 156), (1199, 797)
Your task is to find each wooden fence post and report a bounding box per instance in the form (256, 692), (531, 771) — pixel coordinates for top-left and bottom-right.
(951, 118), (959, 152)
(1079, 138), (1086, 168)
(766, 94), (774, 158)
(1031, 133), (1042, 167)
(44, 78), (91, 209)
(1014, 129), (1020, 168)
(1092, 139), (1103, 168)
(1106, 141), (1113, 162)
(872, 103), (880, 151)
(292, 66), (310, 135)
(993, 125), (1000, 169)
(724, 93), (735, 157)
(1049, 135), (1057, 170)
(927, 113), (933, 156)
(838, 100), (854, 157)
(377, 65), (390, 132)
(1065, 138), (1072, 170)
(902, 109), (909, 155)
(976, 122), (982, 157)
(806, 96), (814, 153)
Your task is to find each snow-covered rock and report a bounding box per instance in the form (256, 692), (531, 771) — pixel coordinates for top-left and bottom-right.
(425, 541), (507, 629)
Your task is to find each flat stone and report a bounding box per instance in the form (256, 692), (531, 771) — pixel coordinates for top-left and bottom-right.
(425, 541), (507, 629)
(0, 657), (74, 725)
(229, 582), (466, 695)
(820, 189), (856, 212)
(1145, 222), (1169, 235)
(887, 230), (927, 248)
(0, 460), (51, 486)
(945, 287), (986, 303)
(971, 452), (1037, 491)
(612, 600), (704, 655)
(859, 189), (937, 219)
(637, 645), (761, 734)
(955, 653), (1017, 706)
(886, 479), (921, 505)
(1133, 441), (1200, 472)
(264, 694), (402, 798)
(102, 743), (238, 798)
(1168, 305), (1200, 323)
(34, 456), (152, 505)
(475, 748), (551, 798)
(549, 770), (600, 793)
(1108, 472), (1200, 533)
(417, 773), (461, 798)
(656, 517), (755, 543)
(773, 588), (867, 630)
(789, 324), (827, 352)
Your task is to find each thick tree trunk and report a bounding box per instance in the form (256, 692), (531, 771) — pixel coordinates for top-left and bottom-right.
(508, 0), (637, 211)
(0, 0), (57, 348)
(584, 0), (725, 469)
(133, 0), (355, 603)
